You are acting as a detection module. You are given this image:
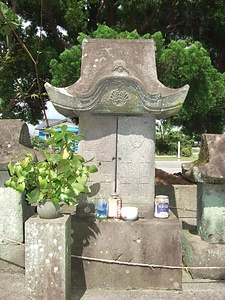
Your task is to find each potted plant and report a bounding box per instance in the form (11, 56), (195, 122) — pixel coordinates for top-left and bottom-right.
(4, 125), (98, 219)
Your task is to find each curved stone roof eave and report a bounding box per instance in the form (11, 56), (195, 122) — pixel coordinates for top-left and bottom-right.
(45, 80), (189, 118)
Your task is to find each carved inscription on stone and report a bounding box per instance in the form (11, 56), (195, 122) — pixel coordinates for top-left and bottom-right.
(109, 88), (130, 107)
(112, 60), (129, 76)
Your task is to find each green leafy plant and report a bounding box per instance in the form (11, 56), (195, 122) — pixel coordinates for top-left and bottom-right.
(181, 147), (192, 157)
(5, 125), (98, 205)
(31, 136), (47, 149)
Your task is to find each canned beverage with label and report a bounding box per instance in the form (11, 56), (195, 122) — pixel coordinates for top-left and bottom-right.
(108, 194), (122, 219)
(154, 195), (169, 218)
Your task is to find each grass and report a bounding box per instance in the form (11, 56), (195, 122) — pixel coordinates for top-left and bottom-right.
(155, 147), (200, 162)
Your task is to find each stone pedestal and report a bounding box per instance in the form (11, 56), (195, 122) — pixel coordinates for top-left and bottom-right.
(0, 186), (24, 244)
(25, 215), (71, 300)
(0, 170), (34, 266)
(197, 183), (225, 243)
(182, 230), (225, 280)
(71, 213), (182, 291)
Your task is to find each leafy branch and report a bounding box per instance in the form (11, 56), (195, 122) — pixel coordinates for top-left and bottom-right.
(0, 0), (49, 126)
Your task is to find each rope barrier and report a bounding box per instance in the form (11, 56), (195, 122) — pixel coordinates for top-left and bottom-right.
(72, 255), (225, 271)
(169, 206), (196, 212)
(1, 237), (225, 271)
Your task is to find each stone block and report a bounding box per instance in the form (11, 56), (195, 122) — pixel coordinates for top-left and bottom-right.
(0, 171), (34, 264)
(78, 114), (156, 217)
(182, 229), (225, 280)
(117, 115), (155, 215)
(71, 213), (182, 290)
(0, 187), (24, 243)
(0, 244), (25, 268)
(0, 119), (32, 170)
(197, 183), (225, 243)
(155, 185), (197, 229)
(183, 134), (225, 184)
(78, 113), (117, 198)
(0, 173), (35, 237)
(25, 215), (71, 300)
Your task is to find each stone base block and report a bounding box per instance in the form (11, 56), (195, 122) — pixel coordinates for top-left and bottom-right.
(197, 183), (225, 243)
(71, 212), (182, 290)
(0, 244), (24, 268)
(25, 215), (71, 300)
(182, 230), (225, 280)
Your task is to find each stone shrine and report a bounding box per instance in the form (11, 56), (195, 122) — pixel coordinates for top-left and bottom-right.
(182, 134), (225, 279)
(45, 39), (189, 216)
(183, 134), (225, 243)
(24, 39), (190, 297)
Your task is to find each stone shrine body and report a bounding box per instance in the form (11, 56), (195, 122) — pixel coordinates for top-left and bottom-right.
(45, 39), (189, 217)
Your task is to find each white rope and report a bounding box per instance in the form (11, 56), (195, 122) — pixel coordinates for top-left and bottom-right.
(170, 206), (196, 212)
(2, 237), (225, 271)
(72, 255), (225, 271)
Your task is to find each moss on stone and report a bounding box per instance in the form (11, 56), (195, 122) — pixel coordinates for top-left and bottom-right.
(193, 135), (209, 167)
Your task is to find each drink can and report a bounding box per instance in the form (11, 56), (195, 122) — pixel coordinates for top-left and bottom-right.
(154, 195), (169, 218)
(108, 194), (122, 219)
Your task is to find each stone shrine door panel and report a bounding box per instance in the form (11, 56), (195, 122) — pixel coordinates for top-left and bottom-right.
(78, 113), (156, 214)
(78, 113), (117, 196)
(117, 115), (155, 209)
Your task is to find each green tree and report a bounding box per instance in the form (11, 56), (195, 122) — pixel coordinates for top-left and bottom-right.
(1, 0), (225, 134)
(0, 1), (58, 124)
(156, 120), (193, 156)
(158, 39), (225, 134)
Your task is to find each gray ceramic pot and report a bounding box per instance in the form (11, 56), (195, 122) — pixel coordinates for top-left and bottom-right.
(37, 200), (61, 219)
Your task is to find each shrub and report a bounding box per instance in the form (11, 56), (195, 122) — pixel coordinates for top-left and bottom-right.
(181, 147), (192, 157)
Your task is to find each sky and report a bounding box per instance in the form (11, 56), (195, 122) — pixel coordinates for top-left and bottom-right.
(28, 101), (64, 135)
(45, 101), (64, 119)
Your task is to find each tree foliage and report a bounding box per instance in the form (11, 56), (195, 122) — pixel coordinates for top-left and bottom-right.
(157, 39), (225, 134)
(156, 120), (193, 156)
(1, 0), (225, 134)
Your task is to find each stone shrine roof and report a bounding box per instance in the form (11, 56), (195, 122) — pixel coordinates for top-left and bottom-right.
(182, 134), (225, 184)
(45, 39), (189, 119)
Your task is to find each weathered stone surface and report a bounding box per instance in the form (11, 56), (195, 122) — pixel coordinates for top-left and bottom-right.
(0, 187), (24, 243)
(45, 39), (189, 119)
(79, 114), (156, 216)
(78, 113), (117, 199)
(182, 134), (225, 184)
(182, 229), (225, 280)
(0, 119), (32, 170)
(0, 244), (25, 268)
(155, 185), (197, 229)
(197, 183), (225, 243)
(25, 215), (71, 300)
(117, 115), (155, 214)
(71, 213), (182, 290)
